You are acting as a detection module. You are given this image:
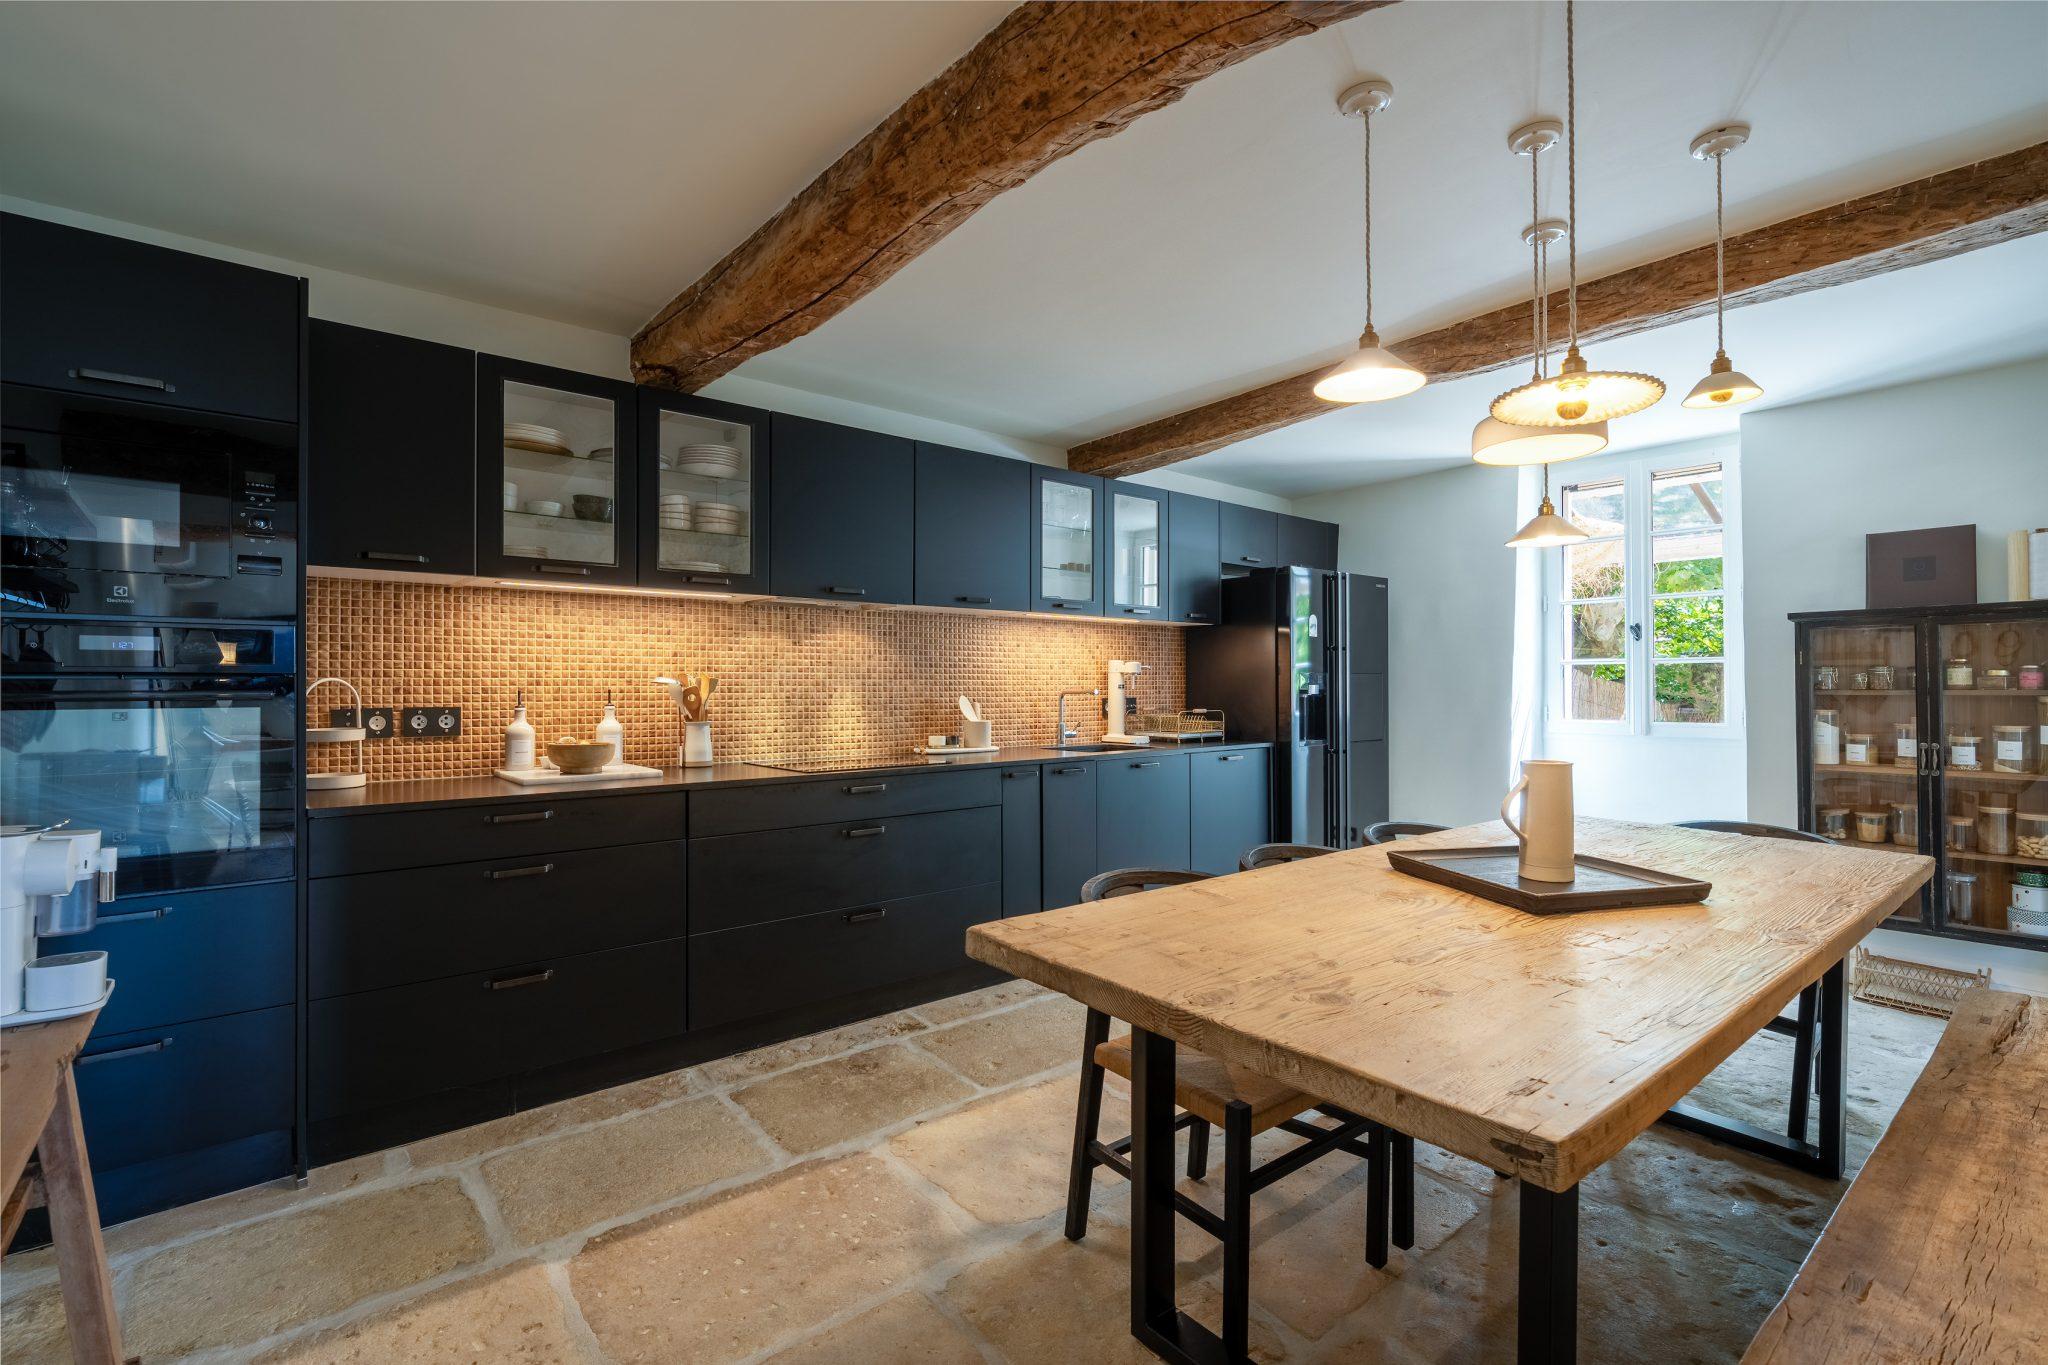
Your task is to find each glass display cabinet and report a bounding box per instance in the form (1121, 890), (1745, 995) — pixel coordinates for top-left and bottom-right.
(477, 354), (637, 587)
(636, 389), (770, 595)
(1033, 467), (1103, 615)
(1794, 601), (2047, 948)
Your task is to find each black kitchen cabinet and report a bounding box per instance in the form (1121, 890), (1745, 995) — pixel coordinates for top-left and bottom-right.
(770, 413), (914, 604)
(914, 443), (1030, 611)
(1041, 761), (1099, 908)
(1189, 749), (1271, 875)
(1000, 766), (1042, 914)
(71, 882), (295, 1038)
(1220, 502), (1279, 571)
(638, 389), (772, 595)
(1279, 514), (1339, 570)
(1033, 466), (1105, 616)
(1105, 481), (1169, 621)
(1098, 752), (1191, 872)
(309, 321), (475, 576)
(477, 354), (638, 587)
(1167, 492), (1221, 625)
(1, 212), (302, 424)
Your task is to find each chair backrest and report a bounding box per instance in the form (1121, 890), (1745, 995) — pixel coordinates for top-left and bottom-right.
(1676, 819), (1829, 845)
(1362, 821), (1450, 846)
(1080, 867), (1213, 901)
(1239, 843), (1337, 872)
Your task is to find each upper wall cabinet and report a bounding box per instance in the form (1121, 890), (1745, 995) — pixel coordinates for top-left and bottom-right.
(638, 390), (771, 595)
(770, 414), (913, 604)
(914, 444), (1029, 612)
(1105, 481), (1169, 621)
(1278, 513), (1339, 570)
(1167, 492), (1221, 625)
(1033, 467), (1104, 616)
(1, 213), (302, 424)
(1219, 502), (1279, 571)
(477, 354), (638, 587)
(309, 321), (475, 577)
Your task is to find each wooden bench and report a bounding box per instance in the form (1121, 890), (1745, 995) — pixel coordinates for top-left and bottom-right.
(1742, 986), (2045, 1363)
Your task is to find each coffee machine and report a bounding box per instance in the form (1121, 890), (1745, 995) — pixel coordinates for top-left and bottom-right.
(1, 823), (119, 1021)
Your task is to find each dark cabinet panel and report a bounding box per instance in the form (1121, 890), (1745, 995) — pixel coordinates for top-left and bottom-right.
(309, 320), (475, 575)
(1219, 503), (1279, 571)
(1105, 481), (1169, 621)
(689, 769), (998, 837)
(1041, 762), (1098, 908)
(1000, 766), (1042, 915)
(914, 443), (1031, 611)
(770, 414), (914, 603)
(1348, 739), (1389, 843)
(477, 354), (638, 586)
(638, 389), (771, 595)
(1189, 750), (1270, 876)
(1167, 492), (1221, 625)
(1033, 466), (1104, 616)
(72, 883), (294, 1036)
(75, 1006), (294, 1173)
(1097, 752), (1191, 872)
(309, 791), (687, 877)
(1352, 574), (1388, 673)
(1, 213), (302, 423)
(1278, 514), (1339, 570)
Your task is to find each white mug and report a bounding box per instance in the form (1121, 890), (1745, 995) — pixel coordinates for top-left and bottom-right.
(1502, 759), (1576, 883)
(963, 719), (993, 749)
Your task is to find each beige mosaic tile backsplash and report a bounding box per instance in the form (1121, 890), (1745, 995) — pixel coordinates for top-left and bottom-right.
(307, 579), (1186, 782)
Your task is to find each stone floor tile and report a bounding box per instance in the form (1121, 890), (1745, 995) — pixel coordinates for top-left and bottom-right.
(733, 1043), (974, 1155)
(913, 994), (1088, 1087)
(1584, 1126), (1840, 1270)
(254, 1260), (581, 1363)
(407, 1069), (698, 1168)
(890, 1072), (1132, 1225)
(569, 1153), (958, 1364)
(908, 978), (1048, 1027)
(0, 1279), (68, 1365)
(763, 1290), (985, 1364)
(93, 1152), (391, 1260)
(480, 1095), (770, 1245)
(119, 1179), (491, 1358)
(698, 1010), (931, 1087)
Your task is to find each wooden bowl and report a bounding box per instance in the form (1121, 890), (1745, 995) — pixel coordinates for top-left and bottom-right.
(547, 740), (613, 775)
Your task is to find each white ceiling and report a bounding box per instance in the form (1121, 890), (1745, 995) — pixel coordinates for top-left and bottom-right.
(3, 1), (2044, 498)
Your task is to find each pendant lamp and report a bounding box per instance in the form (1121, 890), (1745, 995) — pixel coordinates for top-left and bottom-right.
(1506, 462), (1589, 549)
(1314, 80), (1425, 403)
(1682, 124), (1763, 409)
(1491, 0), (1663, 427)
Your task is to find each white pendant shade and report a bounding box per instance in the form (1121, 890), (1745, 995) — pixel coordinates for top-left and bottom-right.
(1313, 328), (1426, 404)
(1681, 352), (1763, 409)
(1505, 497), (1590, 549)
(1490, 347), (1664, 427)
(1471, 415), (1608, 466)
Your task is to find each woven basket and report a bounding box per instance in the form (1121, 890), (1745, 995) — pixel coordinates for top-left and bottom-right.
(1850, 946), (1990, 1019)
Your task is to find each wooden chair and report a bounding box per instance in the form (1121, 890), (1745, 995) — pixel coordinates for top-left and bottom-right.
(1066, 868), (1413, 1359)
(1238, 842), (1337, 871)
(1362, 821), (1449, 845)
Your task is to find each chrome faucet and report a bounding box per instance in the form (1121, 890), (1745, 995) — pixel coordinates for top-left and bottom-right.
(1055, 688), (1100, 746)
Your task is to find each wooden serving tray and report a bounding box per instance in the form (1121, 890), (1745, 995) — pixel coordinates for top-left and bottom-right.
(1385, 845), (1712, 914)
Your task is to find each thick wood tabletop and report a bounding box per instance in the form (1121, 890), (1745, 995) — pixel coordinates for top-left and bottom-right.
(968, 819), (1931, 1191)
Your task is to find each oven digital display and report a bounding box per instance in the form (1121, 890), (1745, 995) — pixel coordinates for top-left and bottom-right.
(79, 633), (156, 654)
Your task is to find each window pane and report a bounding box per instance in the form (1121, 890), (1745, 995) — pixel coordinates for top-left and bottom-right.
(1562, 480), (1624, 536)
(1654, 662), (1724, 723)
(1652, 528), (1723, 593)
(1653, 595), (1724, 658)
(1565, 540), (1624, 599)
(1652, 465), (1723, 533)
(1567, 663), (1627, 721)
(1570, 601), (1626, 658)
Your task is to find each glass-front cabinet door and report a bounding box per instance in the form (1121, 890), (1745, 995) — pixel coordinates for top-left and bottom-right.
(637, 390), (769, 595)
(1105, 481), (1167, 621)
(1033, 467), (1102, 615)
(477, 355), (636, 587)
(1932, 610), (2048, 942)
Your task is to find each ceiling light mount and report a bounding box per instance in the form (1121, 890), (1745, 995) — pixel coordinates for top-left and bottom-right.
(1683, 122), (1763, 409)
(1507, 120), (1562, 157)
(1315, 78), (1424, 404)
(1689, 123), (1751, 161)
(1520, 218), (1569, 248)
(1336, 80), (1393, 119)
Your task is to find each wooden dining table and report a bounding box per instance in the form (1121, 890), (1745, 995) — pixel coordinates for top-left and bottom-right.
(966, 817), (1933, 1365)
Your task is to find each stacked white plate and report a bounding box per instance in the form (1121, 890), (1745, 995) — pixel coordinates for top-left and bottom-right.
(658, 493), (692, 531)
(505, 544), (546, 559)
(672, 443), (742, 478)
(692, 501), (744, 536)
(670, 559), (724, 573)
(504, 422), (572, 456)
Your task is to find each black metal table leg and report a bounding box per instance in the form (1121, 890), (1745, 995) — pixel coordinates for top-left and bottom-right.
(1365, 1124), (1390, 1269)
(1392, 1132), (1416, 1250)
(1786, 983), (1818, 1140)
(1130, 1027), (1233, 1365)
(1815, 957), (1846, 1180)
(1518, 1182), (1579, 1365)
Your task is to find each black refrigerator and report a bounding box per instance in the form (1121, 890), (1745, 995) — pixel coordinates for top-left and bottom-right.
(1186, 567), (1388, 848)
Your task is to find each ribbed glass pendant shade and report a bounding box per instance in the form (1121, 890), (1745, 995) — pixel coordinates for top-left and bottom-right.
(1681, 351), (1763, 409)
(1313, 327), (1427, 403)
(1471, 415), (1608, 466)
(1505, 495), (1590, 548)
(1490, 347), (1665, 427)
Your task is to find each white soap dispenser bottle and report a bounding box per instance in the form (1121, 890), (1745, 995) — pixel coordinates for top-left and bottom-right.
(595, 690), (623, 769)
(505, 690), (536, 772)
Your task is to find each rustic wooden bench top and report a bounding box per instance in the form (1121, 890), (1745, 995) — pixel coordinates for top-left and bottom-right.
(968, 818), (1931, 1191)
(1742, 986), (2046, 1364)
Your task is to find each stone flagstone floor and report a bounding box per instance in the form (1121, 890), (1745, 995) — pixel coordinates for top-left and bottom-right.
(1, 981), (1945, 1364)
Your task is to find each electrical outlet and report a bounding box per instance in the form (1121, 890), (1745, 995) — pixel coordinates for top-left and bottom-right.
(333, 706), (396, 740)
(400, 706), (462, 739)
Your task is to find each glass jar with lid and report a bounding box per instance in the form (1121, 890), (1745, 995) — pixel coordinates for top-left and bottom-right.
(1944, 658), (1974, 688)
(1946, 815), (1974, 852)
(1892, 720), (1918, 768)
(1817, 806), (1849, 840)
(1948, 732), (1982, 771)
(1854, 809), (1890, 844)
(1992, 723), (2033, 774)
(2020, 662), (2045, 692)
(1888, 801), (1917, 848)
(2017, 812), (2048, 860)
(2039, 696), (2048, 774)
(1980, 668), (2013, 691)
(1978, 805), (2016, 856)
(1844, 731), (1875, 765)
(1813, 708), (1841, 765)
(1944, 870), (1977, 923)
(1869, 664), (1895, 691)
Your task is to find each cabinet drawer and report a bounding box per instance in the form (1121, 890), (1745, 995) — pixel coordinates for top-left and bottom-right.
(75, 1006), (294, 1171)
(310, 791), (686, 876)
(1098, 752), (1191, 872)
(311, 841), (685, 997)
(71, 882), (293, 1035)
(310, 939), (686, 1120)
(691, 806), (1000, 934)
(688, 769), (999, 837)
(1190, 749), (1270, 876)
(690, 882), (997, 1030)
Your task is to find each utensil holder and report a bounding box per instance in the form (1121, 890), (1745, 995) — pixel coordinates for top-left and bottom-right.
(682, 722), (713, 768)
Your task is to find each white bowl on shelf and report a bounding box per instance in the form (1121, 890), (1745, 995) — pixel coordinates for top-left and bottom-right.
(523, 500), (563, 518)
(670, 559), (725, 573)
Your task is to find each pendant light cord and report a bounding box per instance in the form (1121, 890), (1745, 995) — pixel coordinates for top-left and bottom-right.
(1713, 148), (1726, 354)
(1363, 104), (1375, 334)
(1529, 139), (1548, 378)
(1565, 0), (1579, 350)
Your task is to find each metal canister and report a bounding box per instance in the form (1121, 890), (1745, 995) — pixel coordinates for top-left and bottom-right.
(1980, 668), (2013, 691)
(1944, 870), (1977, 923)
(1979, 805), (2016, 856)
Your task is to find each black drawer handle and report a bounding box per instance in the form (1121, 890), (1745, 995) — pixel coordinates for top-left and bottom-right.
(1051, 766), (1085, 775)
(1123, 607), (1154, 615)
(79, 1038), (173, 1065)
(1218, 754), (1245, 763)
(536, 563), (593, 576)
(1130, 760), (1161, 768)
(97, 905), (174, 925)
(361, 550), (429, 564)
(685, 574), (732, 586)
(955, 595), (993, 605)
(486, 968), (555, 991)
(844, 824), (887, 838)
(487, 862), (555, 880)
(845, 907), (888, 925)
(844, 783), (888, 795)
(1048, 601), (1078, 610)
(70, 367), (174, 393)
(485, 809), (553, 825)
(824, 585), (867, 597)
(1003, 770), (1036, 780)
(1184, 612), (1210, 622)
(1239, 556), (1265, 564)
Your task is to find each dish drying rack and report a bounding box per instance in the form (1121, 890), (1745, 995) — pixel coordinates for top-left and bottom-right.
(1136, 709), (1226, 744)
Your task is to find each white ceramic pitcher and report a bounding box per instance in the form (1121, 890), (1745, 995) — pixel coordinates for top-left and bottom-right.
(1501, 759), (1576, 883)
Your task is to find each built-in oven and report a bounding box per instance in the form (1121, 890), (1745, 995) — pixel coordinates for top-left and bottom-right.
(1, 384), (298, 620)
(1, 619), (298, 895)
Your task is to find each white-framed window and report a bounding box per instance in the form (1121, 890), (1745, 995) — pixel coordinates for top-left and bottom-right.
(1545, 444), (1743, 738)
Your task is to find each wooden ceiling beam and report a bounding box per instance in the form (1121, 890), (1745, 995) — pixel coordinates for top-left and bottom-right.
(1067, 141), (2048, 477)
(631, 0), (1385, 392)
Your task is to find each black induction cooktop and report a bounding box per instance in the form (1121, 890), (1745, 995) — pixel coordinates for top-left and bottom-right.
(762, 753), (984, 773)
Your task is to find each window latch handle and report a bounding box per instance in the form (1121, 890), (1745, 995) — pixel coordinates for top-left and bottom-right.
(1629, 622), (1642, 641)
